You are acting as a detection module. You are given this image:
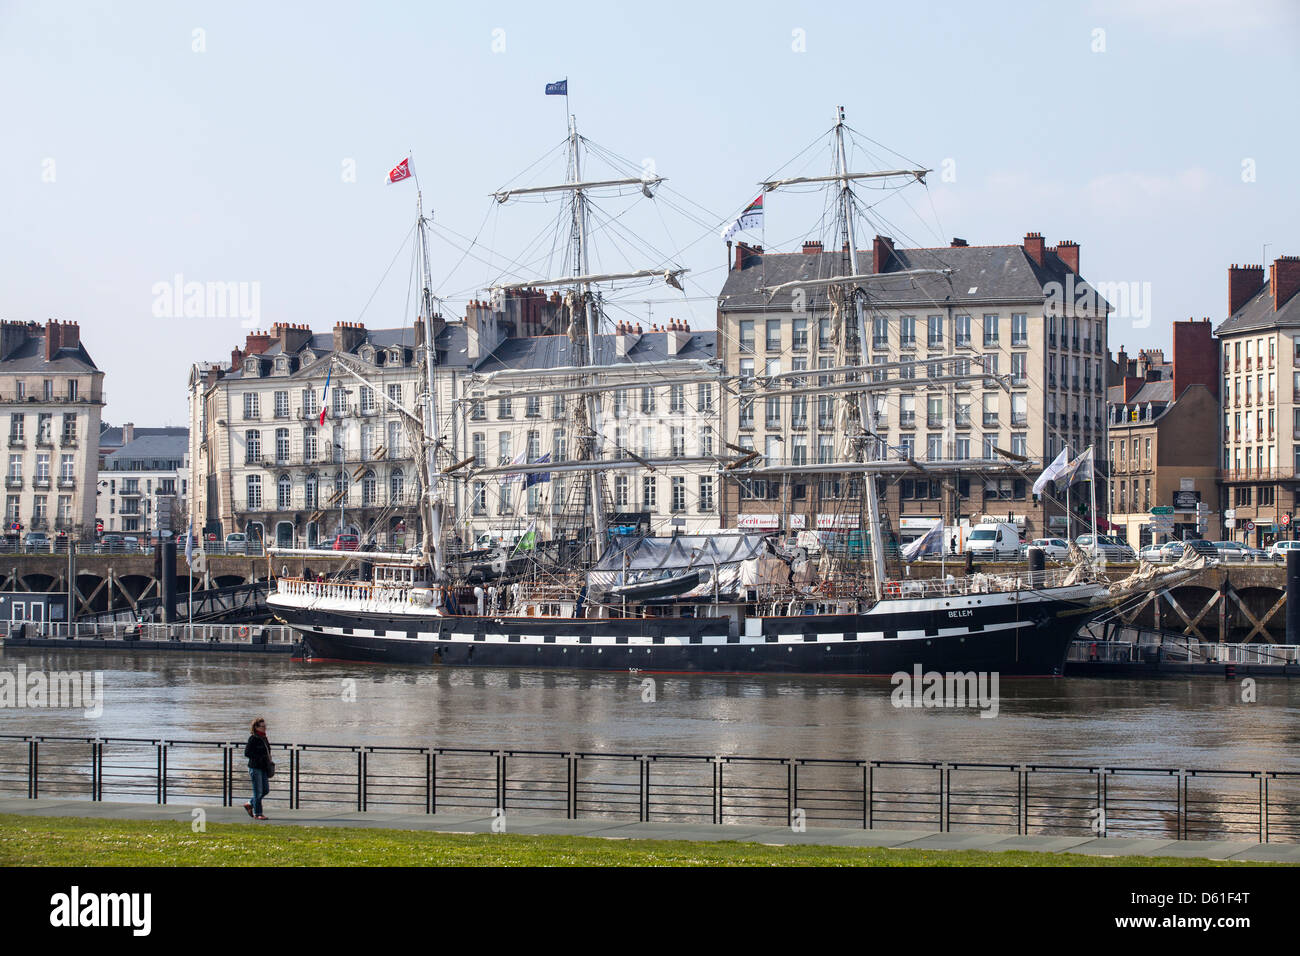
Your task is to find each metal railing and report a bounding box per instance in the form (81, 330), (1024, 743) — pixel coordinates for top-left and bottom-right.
(0, 734), (1294, 843)
(19, 621), (294, 643)
(1070, 636), (1300, 666)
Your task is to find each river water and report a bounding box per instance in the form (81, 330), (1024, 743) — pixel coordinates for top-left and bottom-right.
(1, 647), (1297, 770)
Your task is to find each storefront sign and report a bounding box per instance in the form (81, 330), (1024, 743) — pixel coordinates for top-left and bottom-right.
(816, 513), (859, 530)
(788, 514), (806, 529)
(736, 514), (780, 530)
(1172, 490), (1200, 510)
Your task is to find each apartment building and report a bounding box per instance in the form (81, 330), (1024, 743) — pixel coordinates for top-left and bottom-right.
(1106, 321), (1219, 548)
(188, 318), (463, 549)
(0, 320), (104, 536)
(456, 311), (720, 544)
(716, 233), (1110, 542)
(1216, 255), (1300, 546)
(96, 430), (190, 536)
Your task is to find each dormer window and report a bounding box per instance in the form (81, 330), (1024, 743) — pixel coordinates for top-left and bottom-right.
(276, 359), (286, 372)
(245, 359), (259, 375)
(390, 350), (401, 365)
(301, 352), (312, 366)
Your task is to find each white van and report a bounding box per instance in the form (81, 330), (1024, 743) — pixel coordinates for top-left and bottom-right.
(964, 522), (1021, 560)
(474, 529), (526, 550)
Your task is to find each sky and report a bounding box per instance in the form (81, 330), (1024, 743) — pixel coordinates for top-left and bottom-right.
(2, 0), (1298, 426)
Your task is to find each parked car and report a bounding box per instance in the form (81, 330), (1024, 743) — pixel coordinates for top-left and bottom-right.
(1268, 539), (1300, 560)
(1211, 540), (1247, 561)
(332, 533), (359, 551)
(1137, 544), (1165, 563)
(1180, 538), (1219, 560)
(225, 532), (248, 554)
(97, 532), (127, 553)
(1075, 534), (1136, 562)
(1240, 546), (1271, 562)
(23, 532), (48, 551)
(1025, 537), (1070, 561)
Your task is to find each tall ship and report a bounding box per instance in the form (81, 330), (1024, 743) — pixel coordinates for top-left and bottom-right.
(267, 107), (1200, 676)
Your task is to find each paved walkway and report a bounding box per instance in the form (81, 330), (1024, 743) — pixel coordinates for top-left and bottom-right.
(3, 798), (1297, 862)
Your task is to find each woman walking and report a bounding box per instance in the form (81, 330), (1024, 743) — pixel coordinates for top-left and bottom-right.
(243, 717), (274, 820)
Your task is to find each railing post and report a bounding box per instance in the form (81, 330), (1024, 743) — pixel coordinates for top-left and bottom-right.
(92, 741), (101, 801)
(788, 761), (795, 828)
(637, 759), (647, 827)
(1098, 768), (1107, 838)
(713, 757), (723, 825)
(28, 739), (37, 799)
(430, 751), (438, 815)
(497, 751), (506, 812)
(291, 746), (299, 810)
(1177, 771), (1186, 840)
(425, 750), (433, 815)
(159, 743), (167, 805)
(358, 749), (366, 812)
(939, 764), (948, 832)
(1259, 774), (1266, 843)
(566, 754), (576, 820)
(866, 763), (873, 830)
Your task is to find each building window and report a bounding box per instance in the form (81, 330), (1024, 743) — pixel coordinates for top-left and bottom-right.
(525, 396), (541, 418)
(274, 391), (289, 418)
(670, 385), (685, 414)
(1011, 313), (1027, 346)
(642, 476), (657, 509)
(614, 475), (629, 507)
(305, 473), (318, 508)
(640, 387), (657, 414)
(362, 471), (376, 506)
(498, 396), (512, 419)
(671, 476), (686, 513)
(275, 427), (290, 463)
(245, 430), (261, 464)
(900, 315), (916, 348)
(243, 393), (260, 420)
(765, 319), (781, 351)
(792, 319), (808, 351)
(247, 475), (262, 510)
(982, 314), (999, 347)
(472, 433), (485, 467)
(739, 320), (754, 353)
(390, 469), (404, 503)
(360, 386), (376, 414)
(954, 315), (971, 347)
(277, 474), (291, 509)
(698, 476), (714, 511)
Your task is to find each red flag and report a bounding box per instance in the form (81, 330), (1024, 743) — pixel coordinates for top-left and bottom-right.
(387, 158), (411, 185)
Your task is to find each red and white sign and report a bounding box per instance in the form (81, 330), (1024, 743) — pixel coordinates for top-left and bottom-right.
(387, 158), (412, 185)
(788, 514), (806, 529)
(1245, 520), (1256, 532)
(736, 514), (780, 531)
(1283, 514), (1291, 527)
(816, 513), (859, 530)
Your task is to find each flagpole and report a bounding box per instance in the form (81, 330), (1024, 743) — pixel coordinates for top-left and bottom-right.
(1089, 443), (1098, 554)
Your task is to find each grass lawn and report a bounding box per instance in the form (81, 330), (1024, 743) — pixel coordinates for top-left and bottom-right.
(0, 813), (1279, 866)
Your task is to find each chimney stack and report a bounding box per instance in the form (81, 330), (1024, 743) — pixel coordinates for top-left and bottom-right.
(1272, 256), (1300, 313)
(1228, 263), (1266, 316)
(1054, 240), (1079, 274)
(734, 242), (763, 271)
(950, 238), (968, 247)
(122, 422), (135, 444)
(331, 321), (366, 354)
(872, 235), (896, 273)
(802, 240), (824, 255)
(244, 330), (274, 355)
(1023, 232), (1046, 266)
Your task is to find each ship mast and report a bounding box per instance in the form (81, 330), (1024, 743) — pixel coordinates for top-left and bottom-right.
(416, 189), (445, 581)
(570, 116), (610, 560)
(833, 106), (888, 601)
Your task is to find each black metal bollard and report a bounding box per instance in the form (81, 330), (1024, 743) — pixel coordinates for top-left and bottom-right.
(160, 539), (177, 623)
(1026, 546), (1045, 588)
(1287, 550), (1300, 641)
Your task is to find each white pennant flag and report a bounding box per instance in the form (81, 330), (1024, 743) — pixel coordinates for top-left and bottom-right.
(1033, 447), (1070, 496)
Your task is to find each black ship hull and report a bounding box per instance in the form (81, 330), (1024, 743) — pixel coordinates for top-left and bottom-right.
(274, 589), (1102, 677)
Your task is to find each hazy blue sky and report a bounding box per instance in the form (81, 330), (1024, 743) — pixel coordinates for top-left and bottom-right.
(3, 0), (1298, 425)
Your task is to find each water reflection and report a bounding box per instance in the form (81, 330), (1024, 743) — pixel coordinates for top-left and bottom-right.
(1, 647), (1296, 770)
